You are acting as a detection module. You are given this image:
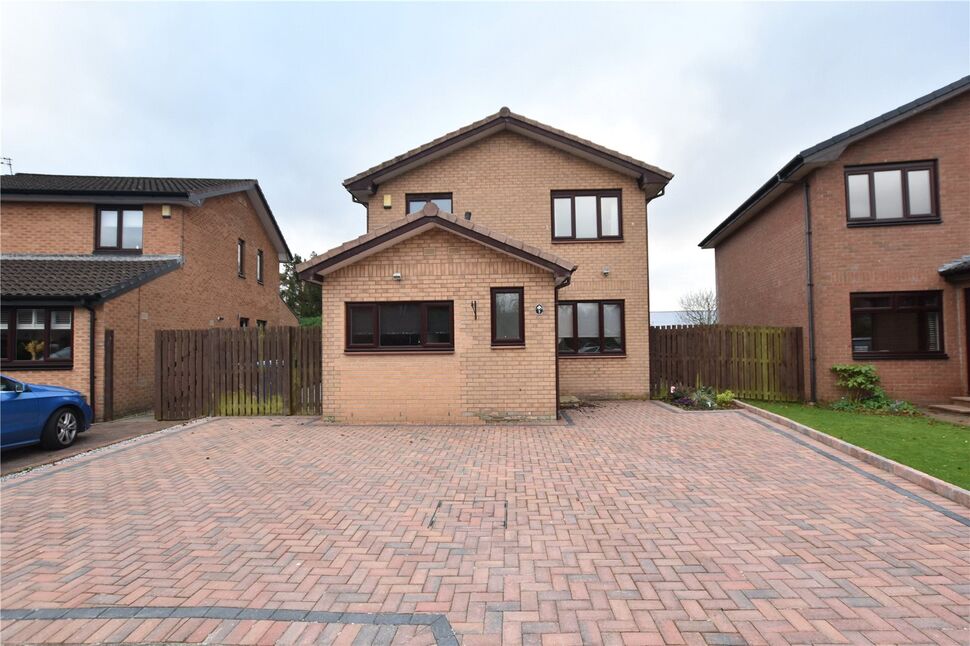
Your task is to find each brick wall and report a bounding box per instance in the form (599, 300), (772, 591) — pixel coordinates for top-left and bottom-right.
(2, 192), (297, 419)
(0, 202), (185, 255)
(715, 91), (969, 403)
(363, 130), (653, 399)
(322, 228), (558, 423)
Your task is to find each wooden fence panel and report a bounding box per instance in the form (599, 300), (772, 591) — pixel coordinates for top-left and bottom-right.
(155, 326), (322, 420)
(650, 324), (804, 402)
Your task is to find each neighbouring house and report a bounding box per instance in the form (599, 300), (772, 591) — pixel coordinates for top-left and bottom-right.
(1, 174), (297, 420)
(298, 107), (673, 423)
(700, 76), (970, 406)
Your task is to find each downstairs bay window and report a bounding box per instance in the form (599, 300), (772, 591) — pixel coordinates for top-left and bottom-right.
(1, 308), (74, 368)
(346, 301), (454, 351)
(850, 291), (944, 359)
(557, 300), (625, 355)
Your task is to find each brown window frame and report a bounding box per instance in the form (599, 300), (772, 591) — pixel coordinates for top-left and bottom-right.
(345, 301), (454, 352)
(844, 161), (940, 227)
(551, 189), (623, 242)
(256, 249), (264, 284)
(850, 290), (946, 360)
(405, 192), (453, 215)
(95, 205), (144, 254)
(239, 317), (250, 328)
(557, 300), (626, 356)
(490, 287), (525, 347)
(237, 239), (246, 277)
(1, 307), (75, 370)
(256, 319), (267, 329)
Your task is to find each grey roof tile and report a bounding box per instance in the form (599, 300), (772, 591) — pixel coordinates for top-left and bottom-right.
(1, 254), (183, 300)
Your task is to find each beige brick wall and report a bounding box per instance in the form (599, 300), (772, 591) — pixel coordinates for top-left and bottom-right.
(322, 228), (557, 423)
(363, 130), (652, 399)
(2, 192), (297, 419)
(715, 91), (969, 403)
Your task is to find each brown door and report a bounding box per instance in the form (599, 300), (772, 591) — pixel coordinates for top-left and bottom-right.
(965, 288), (969, 394)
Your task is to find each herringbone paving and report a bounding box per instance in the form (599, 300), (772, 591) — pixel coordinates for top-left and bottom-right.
(1, 403), (967, 644)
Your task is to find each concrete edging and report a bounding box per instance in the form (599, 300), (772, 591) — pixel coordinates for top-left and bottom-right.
(736, 400), (970, 509)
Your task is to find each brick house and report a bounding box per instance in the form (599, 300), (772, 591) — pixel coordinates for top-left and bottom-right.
(1, 174), (297, 420)
(700, 77), (969, 405)
(299, 108), (673, 423)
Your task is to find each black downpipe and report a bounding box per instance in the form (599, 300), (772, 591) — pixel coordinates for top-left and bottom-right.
(802, 182), (818, 403)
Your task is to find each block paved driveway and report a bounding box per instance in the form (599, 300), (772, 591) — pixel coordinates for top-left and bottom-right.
(1, 403), (968, 645)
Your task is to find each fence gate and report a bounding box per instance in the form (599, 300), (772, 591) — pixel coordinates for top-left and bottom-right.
(649, 324), (804, 402)
(155, 326), (322, 420)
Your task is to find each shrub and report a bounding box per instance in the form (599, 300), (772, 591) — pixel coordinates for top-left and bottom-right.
(662, 384), (735, 410)
(715, 390), (736, 408)
(829, 364), (919, 416)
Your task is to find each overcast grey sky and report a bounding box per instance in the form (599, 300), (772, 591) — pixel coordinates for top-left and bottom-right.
(2, 2), (967, 309)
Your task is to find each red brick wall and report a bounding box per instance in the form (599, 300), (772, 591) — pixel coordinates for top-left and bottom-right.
(322, 228), (558, 423)
(363, 130), (654, 399)
(715, 91), (970, 403)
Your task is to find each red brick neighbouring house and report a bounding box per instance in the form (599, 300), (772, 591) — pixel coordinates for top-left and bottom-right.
(298, 108), (673, 423)
(701, 77), (970, 405)
(1, 174), (297, 420)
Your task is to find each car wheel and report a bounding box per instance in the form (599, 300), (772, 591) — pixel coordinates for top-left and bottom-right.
(41, 407), (80, 450)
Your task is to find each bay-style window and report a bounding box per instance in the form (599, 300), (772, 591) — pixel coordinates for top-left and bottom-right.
(850, 291), (944, 359)
(346, 301), (454, 351)
(97, 207), (143, 251)
(845, 162), (939, 224)
(406, 193), (453, 215)
(491, 287), (524, 346)
(1, 308), (74, 367)
(557, 300), (625, 355)
(552, 190), (622, 241)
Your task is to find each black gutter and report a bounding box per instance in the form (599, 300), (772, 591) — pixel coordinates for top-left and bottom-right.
(802, 182), (817, 403)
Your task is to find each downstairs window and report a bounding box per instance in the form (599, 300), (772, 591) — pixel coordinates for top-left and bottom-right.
(1, 308), (74, 368)
(850, 291), (944, 359)
(346, 301), (454, 351)
(557, 301), (625, 355)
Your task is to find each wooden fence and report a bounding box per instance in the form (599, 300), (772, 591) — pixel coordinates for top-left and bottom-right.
(649, 325), (804, 402)
(155, 326), (321, 420)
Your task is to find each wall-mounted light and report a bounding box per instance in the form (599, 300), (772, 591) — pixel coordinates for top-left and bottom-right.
(602, 266), (611, 277)
(392, 272), (402, 281)
(383, 195), (392, 209)
(161, 204), (172, 218)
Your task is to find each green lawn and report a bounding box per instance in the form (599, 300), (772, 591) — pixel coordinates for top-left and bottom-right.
(747, 401), (970, 490)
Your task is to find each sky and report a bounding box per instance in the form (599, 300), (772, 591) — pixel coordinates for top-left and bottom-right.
(2, 2), (968, 310)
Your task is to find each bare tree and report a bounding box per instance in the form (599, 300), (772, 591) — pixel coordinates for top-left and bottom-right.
(678, 289), (718, 326)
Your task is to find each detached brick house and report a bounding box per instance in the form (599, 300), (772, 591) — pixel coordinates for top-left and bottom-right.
(1, 174), (297, 420)
(701, 77), (970, 405)
(299, 108), (672, 423)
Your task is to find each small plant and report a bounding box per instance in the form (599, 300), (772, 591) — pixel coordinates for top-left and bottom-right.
(662, 384), (735, 410)
(829, 364), (919, 416)
(715, 390), (736, 408)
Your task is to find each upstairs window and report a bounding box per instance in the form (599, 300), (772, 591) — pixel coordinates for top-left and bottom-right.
(1, 307), (73, 367)
(256, 249), (264, 284)
(845, 162), (939, 224)
(552, 190), (622, 241)
(850, 291), (944, 359)
(97, 207), (143, 251)
(237, 239), (246, 277)
(557, 301), (625, 355)
(406, 193), (452, 215)
(239, 317), (250, 328)
(346, 301), (453, 351)
(491, 287), (524, 346)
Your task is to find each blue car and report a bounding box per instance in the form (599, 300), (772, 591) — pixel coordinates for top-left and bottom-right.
(0, 375), (93, 451)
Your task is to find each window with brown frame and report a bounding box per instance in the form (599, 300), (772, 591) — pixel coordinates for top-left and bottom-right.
(256, 319), (267, 329)
(557, 300), (625, 355)
(96, 206), (143, 252)
(491, 287), (524, 346)
(405, 193), (452, 215)
(845, 161), (939, 225)
(850, 291), (945, 359)
(256, 249), (264, 284)
(1, 307), (74, 368)
(239, 317), (250, 328)
(237, 239), (246, 277)
(346, 301), (454, 351)
(551, 190), (622, 241)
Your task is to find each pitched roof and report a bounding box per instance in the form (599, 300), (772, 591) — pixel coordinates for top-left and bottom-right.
(297, 202), (577, 286)
(0, 254), (183, 301)
(343, 107), (673, 202)
(699, 76), (970, 249)
(939, 255), (970, 281)
(1, 173), (292, 261)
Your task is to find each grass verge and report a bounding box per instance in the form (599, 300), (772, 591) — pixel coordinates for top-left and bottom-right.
(746, 401), (970, 490)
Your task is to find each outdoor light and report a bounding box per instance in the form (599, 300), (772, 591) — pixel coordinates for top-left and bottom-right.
(392, 272), (402, 281)
(383, 195), (392, 209)
(602, 266), (611, 277)
(161, 204), (172, 218)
